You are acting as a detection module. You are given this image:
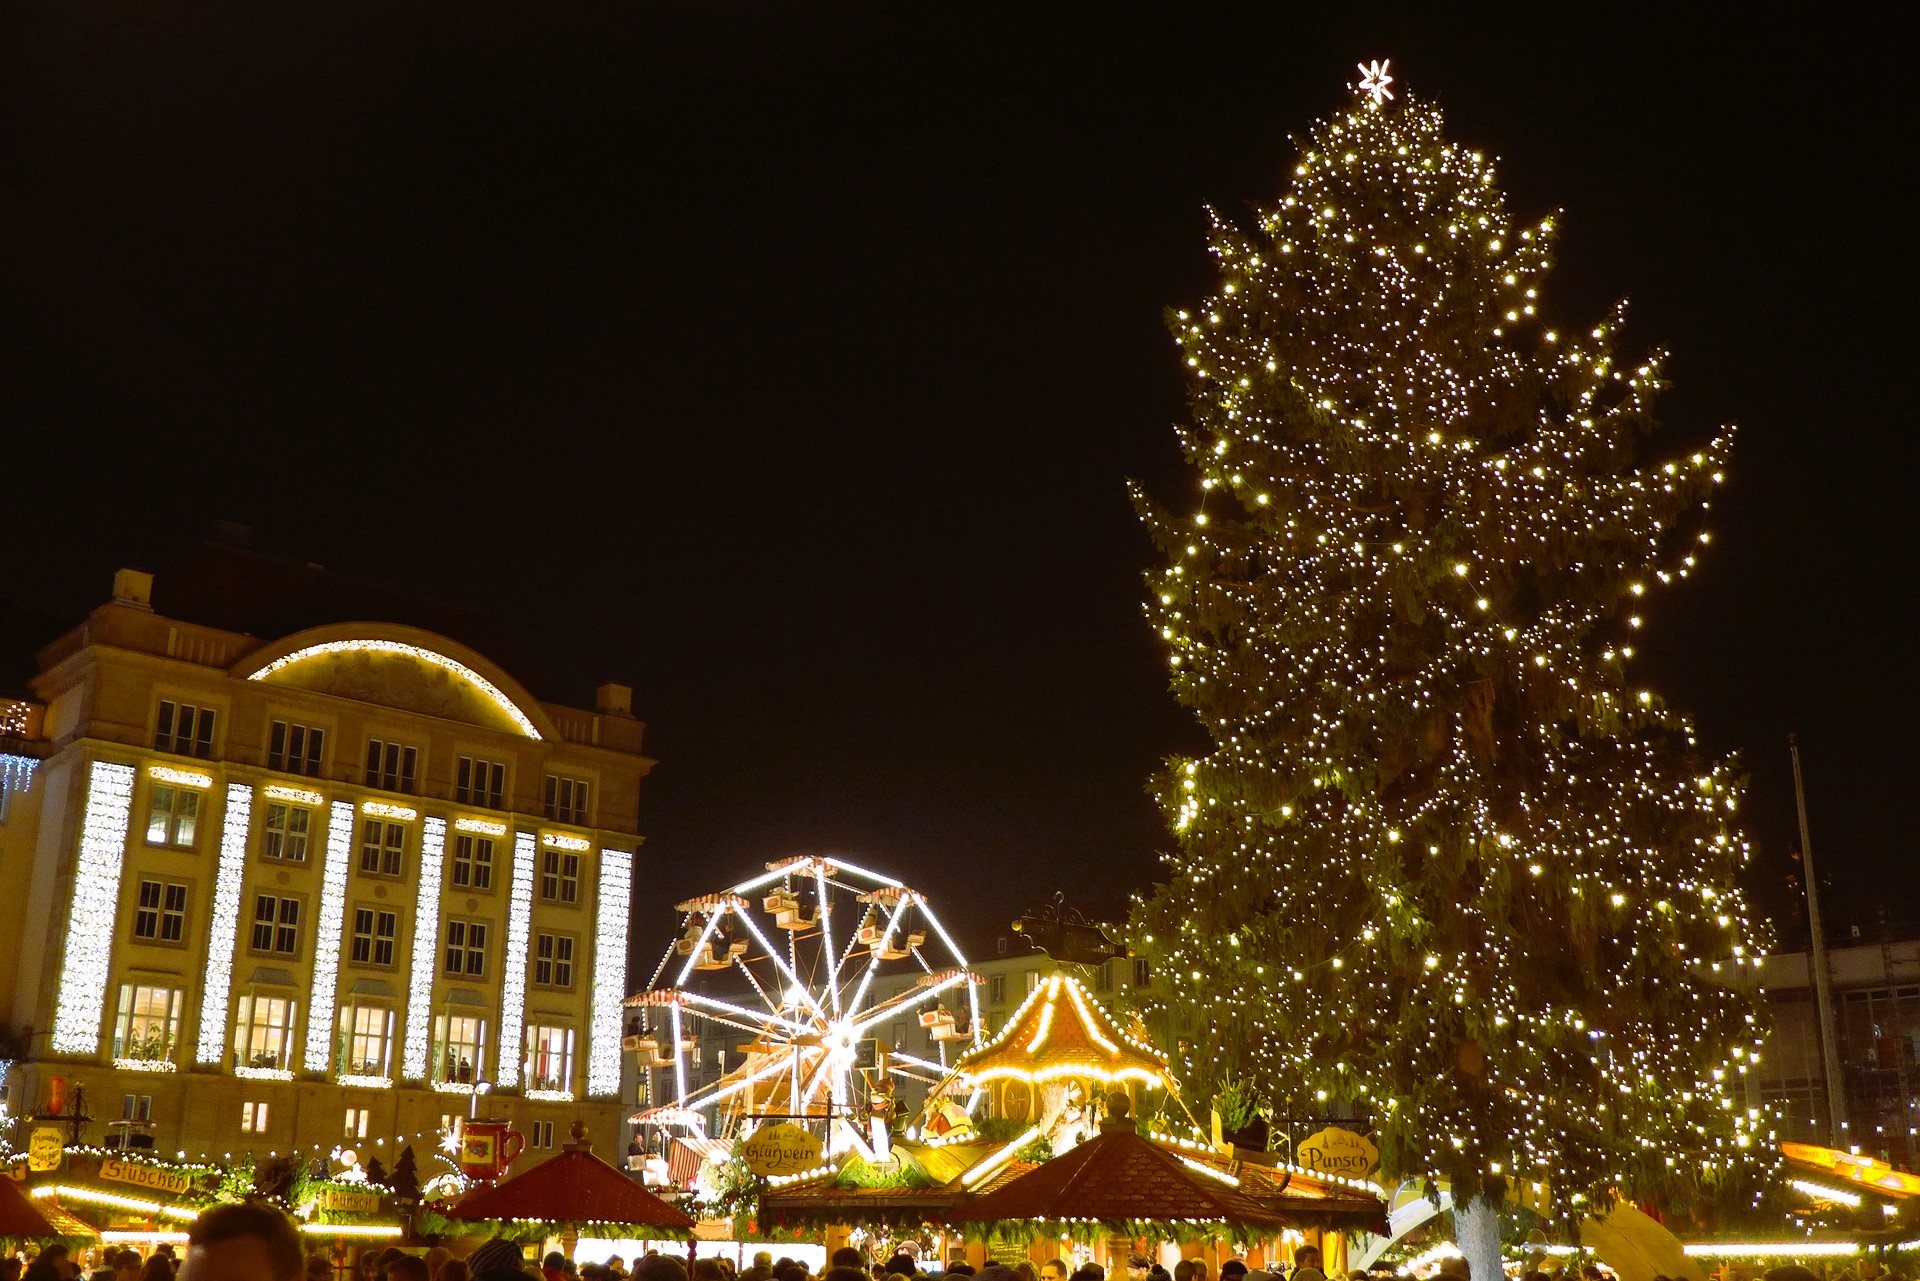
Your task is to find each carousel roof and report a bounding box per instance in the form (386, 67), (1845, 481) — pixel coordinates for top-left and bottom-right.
(946, 1111), (1285, 1234)
(447, 1133), (696, 1231)
(953, 972), (1166, 1089)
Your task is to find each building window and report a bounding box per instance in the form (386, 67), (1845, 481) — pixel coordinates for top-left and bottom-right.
(235, 994), (297, 1071)
(989, 974), (1006, 1005)
(267, 719), (326, 775)
(456, 756), (506, 808)
(153, 699), (216, 758)
(132, 879), (189, 944)
(344, 1107), (370, 1141)
(525, 1025), (575, 1093)
(113, 985), (183, 1062)
(1024, 970), (1042, 993)
(145, 784), (200, 848)
(241, 1101), (271, 1133)
(543, 775), (591, 825)
(359, 820), (406, 877)
(528, 1120), (555, 1150)
(364, 739), (419, 794)
(122, 1094), (153, 1122)
(450, 835), (495, 890)
(261, 802), (312, 862)
(444, 919), (488, 977)
(251, 894), (302, 956)
(0, 776), (13, 823)
(350, 908), (399, 967)
(344, 1005), (395, 1077)
(534, 933), (574, 989)
(540, 849), (580, 904)
(1133, 958), (1151, 988)
(1096, 961), (1113, 992)
(432, 1013), (487, 1084)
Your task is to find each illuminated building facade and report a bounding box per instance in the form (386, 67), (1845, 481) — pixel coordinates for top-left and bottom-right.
(1, 563), (650, 1163)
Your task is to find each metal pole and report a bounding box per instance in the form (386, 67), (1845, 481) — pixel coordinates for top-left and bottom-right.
(1792, 733), (1850, 1145)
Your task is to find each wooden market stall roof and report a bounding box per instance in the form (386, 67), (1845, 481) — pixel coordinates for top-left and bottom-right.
(946, 1106), (1286, 1237)
(0, 1178), (100, 1241)
(447, 1130), (695, 1232)
(952, 972), (1167, 1089)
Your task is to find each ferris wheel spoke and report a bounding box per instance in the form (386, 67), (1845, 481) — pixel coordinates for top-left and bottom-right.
(728, 901), (830, 1023)
(678, 989), (813, 1037)
(816, 865), (842, 1017)
(673, 910), (728, 987)
(851, 969), (968, 1036)
(847, 894), (915, 1016)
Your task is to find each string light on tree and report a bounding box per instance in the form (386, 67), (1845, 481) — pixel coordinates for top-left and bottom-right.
(1127, 65), (1772, 1267)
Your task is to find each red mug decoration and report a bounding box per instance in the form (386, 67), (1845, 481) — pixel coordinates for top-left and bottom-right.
(48, 1077), (67, 1116)
(459, 1118), (526, 1182)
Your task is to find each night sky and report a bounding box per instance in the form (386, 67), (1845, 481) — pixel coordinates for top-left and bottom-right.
(2, 8), (1910, 954)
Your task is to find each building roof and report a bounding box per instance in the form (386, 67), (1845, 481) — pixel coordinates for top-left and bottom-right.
(954, 972), (1166, 1089)
(945, 1113), (1286, 1234)
(447, 1140), (696, 1231)
(0, 1179), (97, 1240)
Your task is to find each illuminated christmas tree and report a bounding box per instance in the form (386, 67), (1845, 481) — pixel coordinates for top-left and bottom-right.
(1129, 63), (1769, 1260)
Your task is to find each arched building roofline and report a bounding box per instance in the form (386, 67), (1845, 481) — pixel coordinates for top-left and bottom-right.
(231, 621), (557, 740)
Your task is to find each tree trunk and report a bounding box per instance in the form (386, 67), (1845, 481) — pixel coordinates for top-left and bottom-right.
(1452, 1193), (1501, 1281)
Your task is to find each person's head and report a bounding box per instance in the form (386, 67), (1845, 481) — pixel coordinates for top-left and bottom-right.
(1293, 1253), (1319, 1273)
(1014, 1265), (1037, 1281)
(178, 1203), (305, 1281)
(358, 1253), (384, 1279)
(465, 1238), (530, 1281)
(885, 1261), (917, 1281)
(696, 1263), (729, 1281)
(442, 1263), (471, 1281)
(1175, 1264), (1197, 1281)
(1220, 1266), (1246, 1281)
(779, 1267), (808, 1281)
(633, 1258), (690, 1281)
(826, 1270), (869, 1281)
(1041, 1265), (1069, 1281)
(423, 1251), (452, 1278)
(1436, 1258), (1468, 1281)
(305, 1257), (335, 1281)
(948, 1269), (974, 1279)
(754, 1260), (772, 1274)
(547, 1259), (570, 1274)
(386, 1261), (431, 1281)
(1190, 1266), (1208, 1281)
(137, 1259), (172, 1281)
(832, 1253), (864, 1272)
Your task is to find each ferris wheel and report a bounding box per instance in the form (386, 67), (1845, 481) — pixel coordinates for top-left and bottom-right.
(626, 855), (981, 1157)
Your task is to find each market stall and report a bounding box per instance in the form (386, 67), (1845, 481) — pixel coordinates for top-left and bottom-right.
(439, 1122), (696, 1260)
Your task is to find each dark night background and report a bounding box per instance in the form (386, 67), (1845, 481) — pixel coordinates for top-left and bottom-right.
(1, 7), (1910, 958)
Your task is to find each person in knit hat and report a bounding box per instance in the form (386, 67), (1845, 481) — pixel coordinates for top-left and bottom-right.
(466, 1239), (529, 1281)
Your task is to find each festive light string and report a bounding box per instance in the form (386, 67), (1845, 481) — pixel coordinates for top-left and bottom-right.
(401, 817), (449, 1081)
(495, 831), (536, 1089)
(197, 782), (255, 1064)
(247, 639), (542, 740)
(304, 802), (356, 1073)
(53, 761), (135, 1054)
(589, 845), (632, 1098)
(1125, 69), (1769, 1216)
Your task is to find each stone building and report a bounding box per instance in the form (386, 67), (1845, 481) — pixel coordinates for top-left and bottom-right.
(0, 555), (651, 1167)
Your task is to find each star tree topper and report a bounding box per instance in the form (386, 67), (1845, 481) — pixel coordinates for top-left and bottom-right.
(1357, 58), (1394, 107)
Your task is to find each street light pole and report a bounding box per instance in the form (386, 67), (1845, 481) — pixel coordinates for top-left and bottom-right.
(1792, 733), (1850, 1146)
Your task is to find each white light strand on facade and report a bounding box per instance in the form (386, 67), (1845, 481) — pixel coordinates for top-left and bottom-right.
(588, 846), (632, 1099)
(247, 640), (542, 740)
(52, 761), (135, 1055)
(361, 800), (417, 822)
(263, 784), (324, 806)
(146, 765), (212, 790)
(455, 816), (507, 836)
(495, 831), (536, 1089)
(304, 802), (355, 1074)
(402, 817), (449, 1081)
(541, 832), (589, 851)
(196, 783), (255, 1064)
(2, 752), (40, 791)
